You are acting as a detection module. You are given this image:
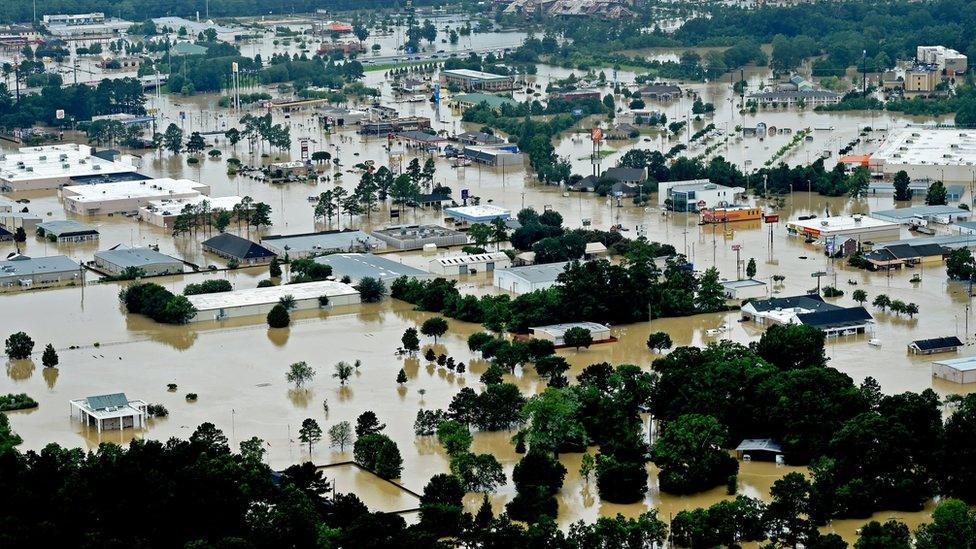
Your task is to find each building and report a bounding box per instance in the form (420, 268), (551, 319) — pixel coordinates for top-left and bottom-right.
(638, 84), (682, 101)
(99, 57), (142, 71)
(796, 306), (873, 336)
(747, 90), (842, 108)
(701, 206), (763, 223)
(94, 245), (183, 276)
(871, 205), (971, 225)
(909, 336), (963, 355)
(138, 195), (243, 228)
(318, 41), (365, 55)
(452, 93), (520, 111)
(493, 261), (570, 294)
(0, 210), (42, 233)
(428, 251), (512, 275)
(36, 220), (99, 243)
(313, 253), (428, 282)
(396, 131), (447, 150)
(786, 215), (901, 243)
(202, 233), (276, 266)
(69, 393), (148, 432)
(462, 145), (523, 167)
(444, 205), (511, 225)
(932, 356), (976, 384)
(602, 167), (647, 186)
(917, 46), (968, 75)
(152, 16), (241, 43)
(358, 117), (432, 135)
(63, 178), (210, 215)
(44, 13), (133, 37)
(742, 294), (841, 325)
(721, 278), (767, 301)
(904, 65), (942, 95)
(187, 280), (360, 321)
(871, 128), (976, 182)
(658, 179), (745, 212)
(863, 243), (946, 269)
(735, 439), (783, 462)
(0, 144), (140, 191)
(169, 42), (209, 56)
(528, 322), (612, 346)
(442, 69), (516, 92)
(550, 89), (601, 101)
(0, 254), (81, 289)
(318, 107), (367, 126)
(261, 230), (385, 258)
(371, 224), (468, 251)
(455, 131), (506, 147)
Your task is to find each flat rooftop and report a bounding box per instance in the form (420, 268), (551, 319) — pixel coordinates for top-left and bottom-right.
(313, 253), (427, 280)
(94, 246), (181, 267)
(529, 322), (611, 336)
(0, 254), (80, 276)
(874, 127), (976, 167)
(37, 219), (97, 235)
(62, 178), (208, 203)
(372, 224), (465, 241)
(443, 69), (512, 81)
(933, 356), (976, 372)
(500, 261), (571, 283)
(444, 205), (511, 221)
(187, 280), (359, 311)
(0, 144), (136, 182)
(871, 205), (970, 220)
(141, 195), (243, 215)
(721, 278), (766, 289)
(788, 215), (898, 232)
(261, 230), (385, 253)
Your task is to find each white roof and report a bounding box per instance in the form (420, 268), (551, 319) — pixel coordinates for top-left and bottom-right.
(874, 127), (976, 167)
(63, 178), (207, 203)
(444, 204), (511, 221)
(0, 144), (135, 182)
(432, 251), (509, 266)
(721, 278), (766, 289)
(187, 280), (359, 311)
(140, 195), (242, 215)
(529, 322), (611, 336)
(788, 215), (897, 232)
(933, 356), (976, 372)
(443, 69), (512, 81)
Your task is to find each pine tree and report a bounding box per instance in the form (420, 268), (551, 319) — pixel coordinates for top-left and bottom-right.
(41, 343), (59, 367)
(397, 369), (408, 385)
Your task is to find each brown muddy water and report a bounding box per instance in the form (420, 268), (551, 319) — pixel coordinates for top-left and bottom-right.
(0, 50), (966, 539)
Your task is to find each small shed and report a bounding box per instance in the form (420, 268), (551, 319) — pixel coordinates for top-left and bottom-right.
(909, 336), (963, 355)
(933, 356), (976, 384)
(735, 438), (783, 462)
(721, 278), (768, 300)
(583, 242), (608, 259)
(428, 251), (511, 275)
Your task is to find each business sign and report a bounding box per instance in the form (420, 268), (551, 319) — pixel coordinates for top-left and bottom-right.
(582, 218), (592, 227)
(764, 214), (779, 223)
(433, 83), (441, 104)
(590, 127), (603, 142)
(300, 140), (309, 161)
(231, 61), (239, 73)
(571, 108), (583, 117)
(460, 189), (469, 200)
(55, 109), (65, 120)
(697, 199), (707, 209)
(731, 244), (742, 251)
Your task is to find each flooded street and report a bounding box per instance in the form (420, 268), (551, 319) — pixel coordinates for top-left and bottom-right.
(0, 38), (968, 539)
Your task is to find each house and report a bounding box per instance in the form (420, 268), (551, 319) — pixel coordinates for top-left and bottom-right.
(313, 253), (428, 282)
(638, 84), (682, 101)
(202, 233), (276, 266)
(602, 166), (646, 186)
(735, 439), (783, 462)
(428, 251), (511, 275)
(69, 393), (148, 432)
(94, 245), (183, 276)
(528, 322), (612, 346)
(568, 175), (598, 192)
(36, 220), (99, 243)
(261, 230), (385, 258)
(186, 280), (360, 321)
(932, 356), (976, 384)
(909, 336), (964, 355)
(371, 225), (468, 251)
(442, 69), (516, 92)
(721, 279), (768, 301)
(493, 261), (570, 294)
(741, 294), (840, 326)
(0, 254), (82, 289)
(795, 306), (873, 336)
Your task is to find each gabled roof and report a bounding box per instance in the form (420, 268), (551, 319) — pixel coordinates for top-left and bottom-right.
(85, 393), (128, 411)
(911, 336), (963, 351)
(797, 306), (873, 329)
(746, 294), (837, 313)
(603, 166), (646, 182)
(203, 233), (276, 260)
(735, 438), (782, 453)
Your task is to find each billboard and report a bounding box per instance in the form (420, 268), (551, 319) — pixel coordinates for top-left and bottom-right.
(590, 127), (603, 142)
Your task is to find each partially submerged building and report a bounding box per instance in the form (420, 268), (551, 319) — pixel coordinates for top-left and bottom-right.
(69, 393), (148, 432)
(62, 178), (210, 215)
(0, 144), (140, 191)
(371, 225), (468, 251)
(721, 279), (768, 301)
(444, 205), (511, 225)
(658, 179), (745, 212)
(786, 215), (901, 243)
(36, 220), (99, 243)
(202, 233), (276, 266)
(313, 253), (428, 282)
(93, 245), (183, 276)
(428, 251), (511, 275)
(742, 294), (874, 336)
(187, 280), (360, 321)
(442, 69), (516, 92)
(932, 356), (976, 384)
(0, 254), (82, 289)
(261, 230), (385, 258)
(528, 322), (612, 346)
(909, 336), (964, 355)
(493, 261), (570, 294)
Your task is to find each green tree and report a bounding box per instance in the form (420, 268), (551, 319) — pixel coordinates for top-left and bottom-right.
(162, 123), (183, 154)
(847, 166), (871, 198)
(355, 411), (386, 437)
(353, 433), (403, 479)
(419, 473), (466, 537)
(355, 277), (386, 303)
(646, 331), (673, 352)
(286, 361), (316, 389)
(746, 257), (757, 278)
(856, 520), (912, 549)
(401, 327), (420, 354)
(915, 499), (976, 549)
(893, 170), (912, 201)
(753, 323), (826, 370)
(765, 472), (820, 547)
(452, 452), (507, 494)
(267, 303), (290, 328)
(396, 369), (408, 385)
(41, 343), (59, 367)
(926, 180), (948, 206)
(468, 223), (493, 249)
(298, 418), (322, 453)
(5, 332), (34, 359)
(563, 326), (593, 351)
(269, 257), (282, 278)
(947, 248), (976, 280)
(420, 316), (449, 343)
(695, 267), (726, 312)
(185, 131), (206, 153)
(852, 289), (868, 305)
(651, 413), (738, 494)
(333, 361), (354, 385)
(328, 421), (353, 452)
(506, 450), (567, 521)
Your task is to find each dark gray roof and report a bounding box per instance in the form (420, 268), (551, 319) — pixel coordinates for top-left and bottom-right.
(747, 294), (837, 313)
(415, 193), (452, 204)
(37, 220), (98, 237)
(603, 166), (646, 182)
(396, 130), (444, 143)
(456, 131), (504, 144)
(85, 393), (128, 411)
(797, 306), (873, 329)
(911, 336), (963, 350)
(203, 233), (276, 260)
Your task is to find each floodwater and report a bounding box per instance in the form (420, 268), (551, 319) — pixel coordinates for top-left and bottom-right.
(0, 38), (967, 539)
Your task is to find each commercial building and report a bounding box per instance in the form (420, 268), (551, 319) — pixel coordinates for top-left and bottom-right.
(550, 89), (601, 101)
(318, 107), (368, 126)
(602, 167), (647, 186)
(63, 178), (210, 215)
(528, 322), (612, 346)
(742, 294), (873, 336)
(747, 90), (842, 108)
(917, 46), (968, 75)
(444, 205), (511, 224)
(358, 117), (432, 135)
(0, 144), (140, 191)
(735, 439), (783, 462)
(202, 233), (276, 266)
(659, 179), (745, 212)
(93, 245), (183, 276)
(720, 278), (768, 301)
(455, 131), (506, 147)
(638, 84), (682, 100)
(69, 393), (148, 433)
(44, 13), (133, 37)
(909, 336), (963, 355)
(442, 69), (516, 92)
(863, 243), (946, 269)
(261, 230), (385, 258)
(371, 225), (468, 251)
(796, 306), (873, 336)
(462, 145), (523, 167)
(904, 65), (942, 95)
(932, 356), (976, 384)
(786, 215), (901, 242)
(152, 16), (241, 43)
(0, 254), (82, 289)
(452, 93), (520, 111)
(493, 261), (570, 294)
(0, 210), (42, 233)
(36, 220), (99, 243)
(187, 280), (360, 321)
(871, 205), (971, 225)
(313, 253), (428, 282)
(871, 128), (976, 182)
(138, 195), (243, 228)
(428, 251), (512, 275)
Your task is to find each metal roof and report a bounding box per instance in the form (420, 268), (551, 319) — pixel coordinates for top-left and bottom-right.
(933, 356), (976, 372)
(85, 393), (129, 411)
(746, 294), (836, 313)
(37, 219), (98, 236)
(911, 336), (963, 350)
(529, 322), (611, 337)
(202, 233), (276, 260)
(796, 306), (873, 329)
(95, 246), (181, 268)
(498, 261), (571, 284)
(0, 254), (80, 276)
(871, 205), (970, 220)
(261, 230), (384, 254)
(314, 253), (426, 281)
(735, 438), (783, 453)
(433, 251), (509, 267)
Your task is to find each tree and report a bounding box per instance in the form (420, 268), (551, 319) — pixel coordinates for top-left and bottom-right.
(420, 317), (449, 343)
(401, 327), (420, 354)
(298, 418), (322, 453)
(286, 361), (316, 389)
(926, 180), (948, 206)
(746, 257), (757, 278)
(651, 414), (738, 494)
(753, 323), (826, 370)
(847, 166), (871, 198)
(4, 332), (34, 359)
(41, 343), (59, 367)
(185, 131), (206, 153)
(355, 411), (386, 437)
(856, 520), (912, 549)
(333, 361), (354, 385)
(852, 289), (868, 305)
(893, 170), (912, 201)
(328, 421), (353, 452)
(419, 473), (466, 537)
(163, 123), (183, 154)
(506, 450), (566, 521)
(468, 223), (493, 249)
(356, 277), (386, 303)
(267, 303), (290, 328)
(353, 433), (403, 479)
(452, 452), (507, 493)
(765, 472), (819, 548)
(696, 267), (726, 312)
(269, 257), (282, 278)
(872, 293), (892, 311)
(915, 498), (976, 549)
(646, 332), (673, 352)
(563, 326), (592, 351)
(396, 369), (407, 385)
(534, 356), (570, 385)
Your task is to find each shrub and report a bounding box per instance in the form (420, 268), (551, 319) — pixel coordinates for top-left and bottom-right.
(0, 393), (38, 412)
(147, 404), (169, 417)
(119, 283), (196, 324)
(183, 279), (233, 296)
(257, 279), (275, 288)
(185, 393), (198, 402)
(267, 304), (290, 328)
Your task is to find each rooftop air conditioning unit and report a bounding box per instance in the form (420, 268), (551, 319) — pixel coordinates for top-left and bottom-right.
(93, 165), (101, 170)
(821, 220), (829, 226)
(38, 156), (46, 161)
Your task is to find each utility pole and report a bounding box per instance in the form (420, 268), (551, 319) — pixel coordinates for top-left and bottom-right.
(861, 49), (867, 95)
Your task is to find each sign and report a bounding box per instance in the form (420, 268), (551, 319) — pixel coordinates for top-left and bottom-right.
(582, 218), (591, 227)
(300, 140), (309, 161)
(55, 109), (65, 120)
(180, 111), (186, 120)
(460, 189), (469, 200)
(433, 83), (440, 104)
(764, 214), (779, 223)
(590, 127), (603, 142)
(231, 61), (239, 73)
(390, 209), (400, 218)
(571, 108), (583, 117)
(811, 271), (827, 278)
(731, 244), (742, 251)
(696, 199), (707, 209)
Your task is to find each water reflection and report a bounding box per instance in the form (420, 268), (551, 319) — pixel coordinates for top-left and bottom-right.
(267, 327), (290, 347)
(42, 367), (59, 390)
(287, 388), (312, 409)
(6, 359), (35, 381)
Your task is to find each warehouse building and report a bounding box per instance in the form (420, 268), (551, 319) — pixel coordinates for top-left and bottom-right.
(371, 224), (468, 251)
(0, 144), (140, 191)
(63, 178), (210, 215)
(36, 220), (99, 243)
(786, 215), (901, 242)
(442, 69), (516, 92)
(932, 356), (976, 384)
(261, 230), (385, 258)
(138, 195), (243, 228)
(463, 145), (523, 167)
(202, 233), (276, 266)
(0, 210), (42, 234)
(493, 261), (570, 294)
(0, 254), (82, 289)
(870, 205), (971, 225)
(872, 128), (976, 182)
(313, 253), (427, 282)
(93, 245), (183, 276)
(187, 280), (360, 321)
(444, 205), (511, 225)
(428, 251), (511, 275)
(528, 322), (612, 346)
